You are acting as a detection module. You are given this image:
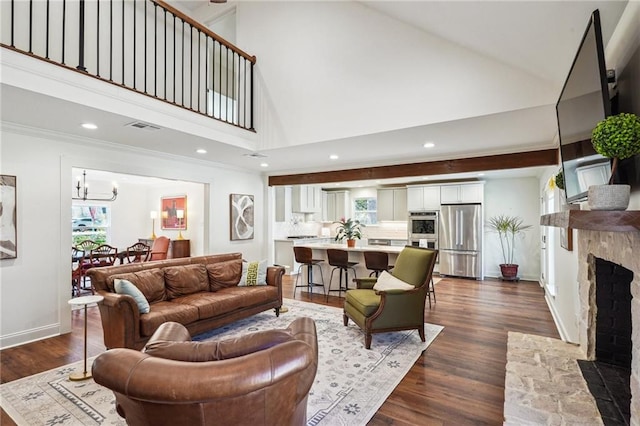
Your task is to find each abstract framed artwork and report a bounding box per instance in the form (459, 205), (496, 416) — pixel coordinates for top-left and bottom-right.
(0, 175), (17, 259)
(230, 194), (254, 240)
(161, 195), (187, 230)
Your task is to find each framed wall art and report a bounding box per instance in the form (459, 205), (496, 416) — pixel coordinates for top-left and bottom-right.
(0, 175), (17, 259)
(230, 194), (254, 240)
(161, 195), (187, 230)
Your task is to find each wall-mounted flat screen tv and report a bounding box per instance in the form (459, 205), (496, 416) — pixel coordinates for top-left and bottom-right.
(556, 9), (611, 203)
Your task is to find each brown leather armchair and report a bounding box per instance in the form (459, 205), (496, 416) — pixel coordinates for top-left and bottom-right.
(92, 317), (318, 426)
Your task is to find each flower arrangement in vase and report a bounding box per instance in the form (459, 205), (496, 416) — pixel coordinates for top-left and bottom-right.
(334, 217), (364, 247)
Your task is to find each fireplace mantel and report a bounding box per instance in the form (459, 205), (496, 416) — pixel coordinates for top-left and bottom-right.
(540, 210), (640, 232)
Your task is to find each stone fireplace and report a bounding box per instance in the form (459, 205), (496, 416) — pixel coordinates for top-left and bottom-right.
(539, 210), (640, 424)
(576, 229), (640, 423)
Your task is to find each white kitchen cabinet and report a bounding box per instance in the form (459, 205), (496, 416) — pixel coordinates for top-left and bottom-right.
(274, 186), (291, 222)
(323, 190), (350, 222)
(440, 183), (484, 204)
(407, 185), (440, 211)
(292, 185), (322, 213)
(377, 188), (407, 221)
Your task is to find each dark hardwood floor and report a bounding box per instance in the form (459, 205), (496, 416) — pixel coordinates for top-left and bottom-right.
(0, 275), (559, 425)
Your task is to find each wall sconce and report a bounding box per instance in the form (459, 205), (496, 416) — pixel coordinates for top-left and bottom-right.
(150, 211), (157, 239)
(176, 209), (185, 240)
(73, 170), (118, 201)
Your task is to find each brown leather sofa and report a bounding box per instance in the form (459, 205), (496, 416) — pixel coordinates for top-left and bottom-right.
(87, 253), (284, 349)
(92, 317), (318, 426)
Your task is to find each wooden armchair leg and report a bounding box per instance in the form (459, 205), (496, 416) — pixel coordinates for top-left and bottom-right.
(365, 333), (372, 350)
(418, 326), (426, 342)
(343, 313), (349, 326)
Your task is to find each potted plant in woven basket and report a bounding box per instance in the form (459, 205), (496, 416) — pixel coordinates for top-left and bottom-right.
(487, 215), (531, 280)
(334, 217), (364, 248)
(589, 112), (640, 210)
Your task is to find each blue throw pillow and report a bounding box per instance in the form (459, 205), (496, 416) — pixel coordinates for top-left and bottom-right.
(114, 278), (150, 314)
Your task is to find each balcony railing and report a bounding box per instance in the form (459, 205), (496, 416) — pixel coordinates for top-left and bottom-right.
(1, 0), (255, 131)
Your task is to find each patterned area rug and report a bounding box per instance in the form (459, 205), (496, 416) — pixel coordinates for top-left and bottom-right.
(1, 298), (443, 426)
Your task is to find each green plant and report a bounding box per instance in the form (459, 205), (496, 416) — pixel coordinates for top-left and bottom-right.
(334, 217), (364, 241)
(591, 112), (640, 183)
(554, 169), (565, 191)
(487, 215), (531, 265)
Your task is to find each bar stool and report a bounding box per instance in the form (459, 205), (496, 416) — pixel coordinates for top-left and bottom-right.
(427, 276), (437, 308)
(326, 249), (358, 300)
(364, 251), (394, 277)
(293, 246), (326, 299)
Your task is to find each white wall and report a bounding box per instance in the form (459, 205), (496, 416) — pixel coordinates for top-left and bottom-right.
(233, 1), (554, 148)
(483, 177), (541, 281)
(0, 124), (266, 349)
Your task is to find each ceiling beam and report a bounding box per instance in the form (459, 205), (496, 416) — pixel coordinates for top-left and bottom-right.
(268, 148), (559, 186)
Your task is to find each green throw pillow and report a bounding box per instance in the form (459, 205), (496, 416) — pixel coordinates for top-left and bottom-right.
(238, 260), (267, 286)
(114, 278), (151, 313)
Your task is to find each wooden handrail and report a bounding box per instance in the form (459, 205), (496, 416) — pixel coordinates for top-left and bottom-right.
(151, 0), (256, 64)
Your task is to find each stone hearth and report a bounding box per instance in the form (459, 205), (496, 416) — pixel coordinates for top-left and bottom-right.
(504, 211), (640, 424)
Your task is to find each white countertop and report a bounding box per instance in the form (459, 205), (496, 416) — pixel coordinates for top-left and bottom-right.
(296, 242), (406, 254)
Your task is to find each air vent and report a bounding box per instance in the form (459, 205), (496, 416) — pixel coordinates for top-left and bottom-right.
(243, 152), (267, 158)
(126, 121), (161, 131)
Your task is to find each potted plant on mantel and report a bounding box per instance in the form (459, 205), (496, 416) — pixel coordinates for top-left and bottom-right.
(487, 215), (531, 280)
(334, 217), (364, 248)
(589, 112), (640, 210)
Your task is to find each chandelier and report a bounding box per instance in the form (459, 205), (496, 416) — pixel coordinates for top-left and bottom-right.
(73, 170), (118, 201)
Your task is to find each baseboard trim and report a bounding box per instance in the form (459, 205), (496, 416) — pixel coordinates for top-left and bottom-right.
(0, 324), (61, 350)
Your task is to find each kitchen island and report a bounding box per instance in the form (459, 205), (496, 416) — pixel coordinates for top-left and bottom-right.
(294, 242), (406, 296)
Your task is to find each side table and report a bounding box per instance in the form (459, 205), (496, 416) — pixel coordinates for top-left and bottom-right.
(68, 294), (104, 381)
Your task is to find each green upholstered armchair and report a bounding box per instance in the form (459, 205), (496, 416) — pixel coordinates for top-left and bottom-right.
(343, 246), (438, 349)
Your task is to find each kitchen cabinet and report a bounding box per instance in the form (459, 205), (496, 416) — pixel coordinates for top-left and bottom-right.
(377, 188), (407, 221)
(440, 183), (484, 204)
(274, 186), (291, 222)
(322, 190), (350, 222)
(407, 185), (440, 211)
(292, 185), (322, 213)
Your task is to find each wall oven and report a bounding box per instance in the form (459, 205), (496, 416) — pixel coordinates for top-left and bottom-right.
(408, 211), (438, 240)
(408, 211), (439, 252)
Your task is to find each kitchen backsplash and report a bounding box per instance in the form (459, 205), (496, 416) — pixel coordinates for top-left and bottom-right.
(274, 219), (408, 240)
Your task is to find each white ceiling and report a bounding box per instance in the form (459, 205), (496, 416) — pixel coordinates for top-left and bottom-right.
(2, 0), (630, 188)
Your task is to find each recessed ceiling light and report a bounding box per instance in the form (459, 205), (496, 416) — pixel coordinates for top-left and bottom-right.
(196, 149), (207, 154)
(329, 154), (339, 160)
(422, 176), (430, 180)
(81, 123), (98, 130)
(423, 142), (435, 148)
(260, 163), (269, 167)
(335, 183), (341, 186)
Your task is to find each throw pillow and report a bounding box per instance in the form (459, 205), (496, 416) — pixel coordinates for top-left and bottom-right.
(114, 278), (151, 314)
(373, 271), (414, 292)
(238, 260), (267, 286)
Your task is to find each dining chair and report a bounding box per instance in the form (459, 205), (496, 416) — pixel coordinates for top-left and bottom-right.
(76, 239), (98, 252)
(71, 246), (87, 297)
(125, 242), (151, 263)
(89, 244), (118, 268)
(149, 236), (170, 261)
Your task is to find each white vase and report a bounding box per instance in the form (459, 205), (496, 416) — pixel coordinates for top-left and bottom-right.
(587, 184), (630, 211)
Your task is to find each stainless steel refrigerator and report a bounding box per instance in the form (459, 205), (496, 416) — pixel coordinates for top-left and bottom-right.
(439, 204), (483, 279)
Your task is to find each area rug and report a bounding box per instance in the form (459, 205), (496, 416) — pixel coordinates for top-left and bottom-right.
(1, 298), (443, 426)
